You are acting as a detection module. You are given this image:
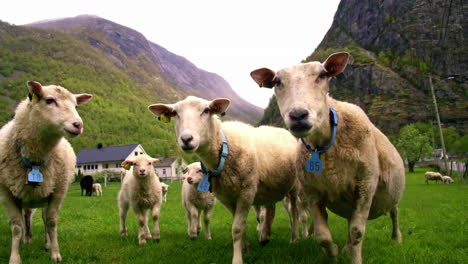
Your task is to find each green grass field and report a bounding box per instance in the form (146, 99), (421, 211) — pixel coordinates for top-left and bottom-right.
(0, 168), (466, 264)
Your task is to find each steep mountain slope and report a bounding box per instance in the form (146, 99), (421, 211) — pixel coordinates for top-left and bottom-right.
(259, 0), (467, 135)
(28, 15), (262, 124)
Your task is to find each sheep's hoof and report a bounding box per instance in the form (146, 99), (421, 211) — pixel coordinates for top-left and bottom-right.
(342, 244), (352, 255)
(139, 239), (147, 245)
(8, 254), (21, 264)
(392, 231), (403, 243)
(189, 236), (197, 241)
(120, 230), (128, 237)
(51, 253), (62, 262)
(323, 243), (339, 257)
(23, 236), (32, 244)
(206, 236), (212, 240)
(145, 234), (152, 239)
(260, 239), (270, 246)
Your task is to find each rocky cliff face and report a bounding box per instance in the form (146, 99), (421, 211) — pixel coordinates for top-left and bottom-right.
(259, 0), (467, 135)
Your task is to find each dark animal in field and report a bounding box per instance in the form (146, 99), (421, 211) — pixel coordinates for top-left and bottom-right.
(80, 175), (94, 196)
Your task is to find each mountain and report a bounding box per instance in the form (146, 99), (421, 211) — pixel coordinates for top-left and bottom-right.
(258, 0), (467, 136)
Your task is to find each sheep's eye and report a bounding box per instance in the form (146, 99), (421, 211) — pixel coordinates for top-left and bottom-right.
(273, 77), (281, 86)
(202, 108), (210, 115)
(318, 71), (328, 80)
(147, 162), (152, 166)
(173, 110), (178, 117)
(45, 98), (56, 105)
(197, 169), (202, 173)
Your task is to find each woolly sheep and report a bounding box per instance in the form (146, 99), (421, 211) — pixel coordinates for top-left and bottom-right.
(442, 175), (454, 184)
(182, 162), (216, 240)
(161, 182), (169, 202)
(149, 96), (300, 264)
(118, 155), (162, 244)
(425, 171), (443, 184)
(93, 183), (102, 196)
(0, 81), (92, 264)
(251, 52), (405, 264)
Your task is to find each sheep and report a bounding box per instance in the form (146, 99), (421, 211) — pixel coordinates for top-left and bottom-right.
(161, 182), (169, 203)
(118, 154), (162, 244)
(442, 175), (454, 184)
(250, 52), (405, 264)
(0, 81), (92, 264)
(425, 171), (443, 184)
(282, 194), (310, 239)
(182, 162), (216, 240)
(149, 96), (300, 264)
(80, 175), (94, 196)
(93, 183), (102, 196)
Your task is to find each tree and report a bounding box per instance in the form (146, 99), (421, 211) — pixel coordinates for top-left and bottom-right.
(396, 124), (433, 172)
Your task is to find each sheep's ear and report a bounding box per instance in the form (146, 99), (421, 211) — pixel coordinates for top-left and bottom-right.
(323, 52), (350, 77)
(148, 104), (176, 123)
(122, 159), (135, 170)
(75, 94), (93, 105)
(150, 158), (160, 164)
(27, 81), (44, 102)
(250, 68), (276, 88)
(209, 98), (230, 115)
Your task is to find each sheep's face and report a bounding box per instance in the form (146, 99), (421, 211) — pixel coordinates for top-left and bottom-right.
(26, 81), (93, 138)
(148, 96), (230, 152)
(184, 162), (203, 185)
(250, 52), (349, 139)
(122, 155), (160, 178)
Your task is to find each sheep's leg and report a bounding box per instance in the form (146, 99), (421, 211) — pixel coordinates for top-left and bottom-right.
(252, 205), (263, 232)
(299, 205), (309, 238)
(197, 209), (202, 235)
(204, 207), (213, 240)
(311, 202), (338, 258)
(232, 199), (252, 264)
(42, 209), (51, 251)
(44, 197), (63, 262)
(390, 206), (402, 243)
(1, 194), (24, 264)
(259, 204), (275, 246)
(119, 199), (129, 236)
(189, 207), (199, 240)
(135, 209), (148, 245)
(151, 205), (161, 241)
(23, 208), (35, 244)
(286, 193), (300, 243)
(143, 210), (152, 239)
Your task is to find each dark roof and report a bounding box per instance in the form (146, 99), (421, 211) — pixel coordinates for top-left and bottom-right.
(77, 144), (140, 164)
(154, 157), (177, 168)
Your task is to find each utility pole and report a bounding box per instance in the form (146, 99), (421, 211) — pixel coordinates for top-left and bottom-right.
(428, 76), (448, 172)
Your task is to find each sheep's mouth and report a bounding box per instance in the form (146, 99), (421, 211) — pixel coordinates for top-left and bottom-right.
(64, 128), (81, 137)
(181, 145), (196, 152)
(288, 123), (312, 138)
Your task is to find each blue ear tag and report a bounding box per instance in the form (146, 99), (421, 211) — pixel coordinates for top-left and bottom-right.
(306, 152), (323, 173)
(197, 174), (211, 193)
(28, 166), (44, 183)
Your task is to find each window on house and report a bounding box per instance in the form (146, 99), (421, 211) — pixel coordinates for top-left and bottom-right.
(104, 164), (108, 169)
(87, 165), (90, 170)
(163, 169), (166, 175)
(83, 166), (86, 170)
(135, 151), (138, 156)
(140, 152), (143, 154)
(77, 165), (81, 168)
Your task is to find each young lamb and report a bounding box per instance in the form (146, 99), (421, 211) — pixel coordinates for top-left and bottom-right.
(425, 171), (443, 184)
(149, 96), (300, 264)
(161, 182), (169, 203)
(80, 175), (94, 196)
(182, 162), (216, 240)
(251, 52), (405, 264)
(93, 183), (102, 196)
(118, 155), (162, 244)
(0, 81), (92, 264)
(442, 175), (454, 184)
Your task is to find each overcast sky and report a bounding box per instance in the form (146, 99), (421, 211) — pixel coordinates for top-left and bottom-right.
(0, 0), (340, 108)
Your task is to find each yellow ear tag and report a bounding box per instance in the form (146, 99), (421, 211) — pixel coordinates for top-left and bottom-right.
(123, 164), (131, 170)
(160, 112), (171, 123)
(182, 167), (188, 174)
(32, 93), (39, 103)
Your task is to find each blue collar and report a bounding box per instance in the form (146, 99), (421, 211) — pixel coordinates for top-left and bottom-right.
(19, 147), (44, 169)
(300, 107), (338, 154)
(201, 130), (229, 177)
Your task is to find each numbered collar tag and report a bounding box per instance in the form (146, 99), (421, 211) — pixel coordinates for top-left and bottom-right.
(28, 166), (44, 183)
(306, 152), (323, 173)
(197, 174), (211, 193)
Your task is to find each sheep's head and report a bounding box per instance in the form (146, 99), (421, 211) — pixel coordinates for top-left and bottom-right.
(26, 81), (93, 138)
(122, 155), (160, 178)
(183, 162), (203, 185)
(250, 52), (349, 139)
(148, 96), (230, 152)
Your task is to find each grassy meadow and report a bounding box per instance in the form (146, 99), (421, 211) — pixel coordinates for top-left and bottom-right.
(0, 168), (466, 264)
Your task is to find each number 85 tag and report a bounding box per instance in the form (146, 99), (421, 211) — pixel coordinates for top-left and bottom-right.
(306, 152), (322, 173)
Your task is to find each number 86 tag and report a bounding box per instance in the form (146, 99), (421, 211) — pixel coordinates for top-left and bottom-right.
(306, 152), (323, 173)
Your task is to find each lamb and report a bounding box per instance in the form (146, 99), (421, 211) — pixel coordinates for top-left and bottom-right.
(118, 155), (162, 244)
(250, 52), (405, 264)
(80, 175), (94, 196)
(161, 182), (169, 202)
(0, 81), (92, 264)
(442, 175), (454, 184)
(425, 171), (443, 184)
(93, 183), (102, 196)
(149, 96), (300, 264)
(182, 162), (216, 240)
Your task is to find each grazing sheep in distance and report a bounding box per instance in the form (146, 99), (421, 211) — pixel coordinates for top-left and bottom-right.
(250, 52), (405, 264)
(161, 182), (169, 202)
(0, 81), (92, 264)
(80, 175), (94, 196)
(93, 183), (102, 196)
(149, 96), (300, 264)
(118, 155), (162, 244)
(182, 162), (216, 240)
(425, 171), (443, 184)
(442, 175), (454, 184)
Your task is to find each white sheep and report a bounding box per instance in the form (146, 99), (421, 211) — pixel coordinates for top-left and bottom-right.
(93, 183), (102, 196)
(442, 175), (454, 184)
(250, 52), (406, 264)
(118, 155), (162, 244)
(149, 97), (300, 264)
(0, 81), (92, 264)
(161, 182), (169, 202)
(425, 171), (443, 184)
(182, 162), (216, 240)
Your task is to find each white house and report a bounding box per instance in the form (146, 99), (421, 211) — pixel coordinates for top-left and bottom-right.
(154, 157), (187, 181)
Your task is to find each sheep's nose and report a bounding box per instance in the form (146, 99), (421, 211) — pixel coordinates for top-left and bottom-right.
(73, 121), (83, 130)
(289, 108), (309, 121)
(139, 169), (146, 174)
(181, 135), (194, 145)
(187, 177), (193, 183)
